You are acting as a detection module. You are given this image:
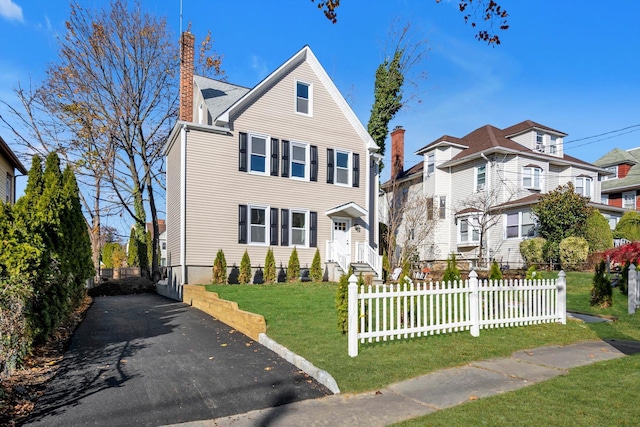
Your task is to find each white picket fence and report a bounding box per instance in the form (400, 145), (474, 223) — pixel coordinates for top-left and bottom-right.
(347, 270), (567, 357)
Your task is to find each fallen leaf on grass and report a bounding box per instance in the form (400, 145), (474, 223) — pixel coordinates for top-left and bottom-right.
(209, 357), (214, 360)
(220, 343), (228, 347)
(264, 367), (272, 371)
(469, 395), (479, 401)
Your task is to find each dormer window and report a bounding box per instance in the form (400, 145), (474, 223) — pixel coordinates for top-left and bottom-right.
(549, 136), (557, 154)
(296, 81), (312, 115)
(603, 166), (617, 180)
(535, 132), (544, 152)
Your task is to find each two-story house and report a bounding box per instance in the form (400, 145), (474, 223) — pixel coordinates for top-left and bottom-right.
(0, 135), (27, 205)
(164, 33), (381, 291)
(382, 120), (625, 269)
(594, 147), (640, 226)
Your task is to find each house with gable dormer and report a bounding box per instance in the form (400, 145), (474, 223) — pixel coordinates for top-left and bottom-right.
(0, 135), (27, 205)
(163, 33), (381, 292)
(382, 120), (626, 269)
(594, 147), (640, 225)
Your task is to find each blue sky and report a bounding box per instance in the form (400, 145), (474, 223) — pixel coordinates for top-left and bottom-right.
(1, 1), (639, 206)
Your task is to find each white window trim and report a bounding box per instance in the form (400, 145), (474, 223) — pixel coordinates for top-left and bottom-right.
(295, 80), (313, 117)
(623, 191), (636, 209)
(601, 194), (609, 205)
(289, 208), (309, 248)
(522, 166), (542, 190)
(458, 215), (480, 245)
(548, 136), (557, 154)
(575, 176), (593, 199)
(535, 132), (545, 152)
(603, 166), (617, 180)
(505, 210), (535, 239)
(248, 204), (270, 246)
(248, 133), (270, 176)
(475, 165), (486, 192)
(290, 141), (310, 181)
(426, 153), (435, 175)
(334, 149), (352, 187)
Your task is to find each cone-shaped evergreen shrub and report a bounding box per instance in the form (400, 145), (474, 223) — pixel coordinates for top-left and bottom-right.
(590, 260), (612, 307)
(287, 247), (300, 282)
(212, 249), (227, 284)
(310, 248), (323, 282)
(264, 248), (276, 284)
(442, 253), (461, 284)
(489, 261), (503, 281)
(618, 261), (630, 295)
(239, 250), (251, 284)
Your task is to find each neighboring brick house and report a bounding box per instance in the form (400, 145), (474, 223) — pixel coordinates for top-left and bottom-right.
(163, 33), (381, 290)
(0, 135), (27, 205)
(381, 120), (625, 269)
(594, 147), (640, 226)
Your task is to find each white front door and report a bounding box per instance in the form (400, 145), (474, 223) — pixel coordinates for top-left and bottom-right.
(333, 218), (351, 264)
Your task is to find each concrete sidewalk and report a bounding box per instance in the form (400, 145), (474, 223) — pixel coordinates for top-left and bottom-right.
(165, 339), (640, 427)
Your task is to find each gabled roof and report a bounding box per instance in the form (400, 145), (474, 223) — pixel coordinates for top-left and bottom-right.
(596, 147), (640, 193)
(193, 76), (250, 120)
(502, 120), (567, 138)
(214, 45), (378, 152)
(0, 136), (27, 174)
(380, 161), (423, 189)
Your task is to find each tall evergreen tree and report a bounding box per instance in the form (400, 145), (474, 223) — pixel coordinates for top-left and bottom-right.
(127, 229), (139, 267)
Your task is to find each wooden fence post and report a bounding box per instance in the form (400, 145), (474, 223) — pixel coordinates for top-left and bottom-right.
(469, 270), (480, 337)
(629, 264), (638, 315)
(557, 270), (567, 324)
(348, 274), (359, 357)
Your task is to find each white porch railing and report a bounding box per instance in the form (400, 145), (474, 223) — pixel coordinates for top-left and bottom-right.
(347, 270), (567, 357)
(326, 240), (350, 275)
(355, 242), (382, 279)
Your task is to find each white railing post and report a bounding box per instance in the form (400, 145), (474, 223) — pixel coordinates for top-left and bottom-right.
(629, 264), (638, 315)
(348, 274), (359, 357)
(469, 270), (480, 337)
(557, 270), (567, 324)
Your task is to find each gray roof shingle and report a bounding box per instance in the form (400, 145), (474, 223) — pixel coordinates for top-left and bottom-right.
(193, 75), (250, 120)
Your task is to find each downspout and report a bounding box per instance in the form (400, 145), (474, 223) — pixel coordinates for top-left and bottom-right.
(180, 124), (187, 284)
(480, 153), (491, 267)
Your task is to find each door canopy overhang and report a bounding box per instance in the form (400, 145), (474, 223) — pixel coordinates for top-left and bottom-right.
(325, 202), (367, 218)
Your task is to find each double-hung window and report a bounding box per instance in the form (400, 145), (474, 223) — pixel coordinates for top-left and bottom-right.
(427, 153), (435, 175)
(249, 134), (268, 174)
(336, 150), (350, 185)
(506, 213), (519, 238)
(523, 166), (542, 190)
(575, 176), (592, 199)
(603, 166), (617, 180)
(476, 165), (486, 191)
(623, 191), (636, 209)
(5, 172), (12, 203)
(459, 216), (479, 244)
(549, 136), (557, 154)
(249, 205), (268, 244)
(521, 210), (535, 237)
(290, 142), (308, 179)
(535, 132), (544, 152)
(296, 81), (311, 115)
(291, 210), (308, 246)
(439, 196), (446, 219)
(506, 210), (535, 239)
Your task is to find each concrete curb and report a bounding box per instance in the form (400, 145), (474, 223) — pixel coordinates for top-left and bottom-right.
(259, 333), (341, 394)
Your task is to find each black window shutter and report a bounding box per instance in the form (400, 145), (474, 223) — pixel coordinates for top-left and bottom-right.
(270, 208), (279, 246)
(239, 133), (248, 172)
(352, 153), (360, 187)
(310, 211), (318, 248)
(238, 204), (247, 243)
(270, 138), (279, 177)
(281, 209), (289, 246)
(327, 148), (334, 184)
(281, 140), (290, 178)
(310, 145), (318, 182)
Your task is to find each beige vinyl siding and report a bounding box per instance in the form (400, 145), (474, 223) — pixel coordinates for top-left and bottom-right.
(510, 132), (534, 150)
(0, 155), (11, 203)
(166, 134), (182, 267)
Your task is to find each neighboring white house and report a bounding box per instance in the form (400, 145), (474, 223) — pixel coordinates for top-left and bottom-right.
(159, 231), (167, 267)
(0, 135), (27, 205)
(163, 33), (381, 292)
(381, 120), (627, 269)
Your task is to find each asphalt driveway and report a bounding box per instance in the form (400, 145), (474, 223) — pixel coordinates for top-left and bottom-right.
(25, 293), (330, 426)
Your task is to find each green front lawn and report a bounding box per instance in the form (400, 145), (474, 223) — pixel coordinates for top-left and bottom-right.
(207, 277), (600, 393)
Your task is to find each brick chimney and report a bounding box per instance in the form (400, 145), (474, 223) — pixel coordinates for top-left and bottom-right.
(179, 32), (195, 122)
(391, 126), (405, 178)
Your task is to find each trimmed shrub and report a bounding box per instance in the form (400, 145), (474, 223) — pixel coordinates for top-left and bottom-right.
(584, 210), (613, 253)
(590, 260), (612, 307)
(489, 261), (503, 281)
(519, 237), (546, 266)
(614, 210), (640, 241)
(310, 248), (323, 282)
(559, 236), (589, 271)
(442, 253), (461, 284)
(618, 261), (630, 296)
(212, 249), (227, 284)
(264, 248), (276, 284)
(525, 265), (538, 280)
(287, 247), (300, 282)
(239, 250), (251, 284)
